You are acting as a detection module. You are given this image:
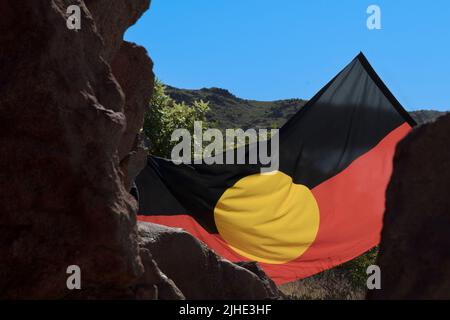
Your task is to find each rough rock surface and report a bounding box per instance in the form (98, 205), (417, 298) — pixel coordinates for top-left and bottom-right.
(0, 0), (152, 299)
(138, 222), (284, 300)
(368, 114), (450, 299)
(133, 248), (185, 300)
(111, 42), (154, 190)
(0, 0), (283, 300)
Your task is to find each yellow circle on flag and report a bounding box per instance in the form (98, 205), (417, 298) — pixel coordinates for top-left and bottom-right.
(214, 171), (320, 264)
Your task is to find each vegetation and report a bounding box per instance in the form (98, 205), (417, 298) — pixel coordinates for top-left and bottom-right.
(280, 247), (378, 300)
(165, 86), (307, 129)
(143, 80), (210, 158)
(338, 246), (379, 289)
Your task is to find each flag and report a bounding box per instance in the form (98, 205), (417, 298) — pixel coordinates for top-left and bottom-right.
(136, 53), (416, 284)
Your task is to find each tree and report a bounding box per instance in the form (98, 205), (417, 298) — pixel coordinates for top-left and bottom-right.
(143, 79), (210, 158)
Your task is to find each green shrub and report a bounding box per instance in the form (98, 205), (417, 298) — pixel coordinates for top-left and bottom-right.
(143, 80), (210, 158)
(338, 246), (379, 289)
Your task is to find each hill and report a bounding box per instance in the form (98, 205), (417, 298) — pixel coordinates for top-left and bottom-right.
(165, 86), (307, 129)
(166, 86), (446, 127)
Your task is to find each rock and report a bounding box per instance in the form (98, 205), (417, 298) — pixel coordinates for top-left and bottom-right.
(137, 222), (284, 300)
(236, 262), (285, 298)
(0, 0), (286, 300)
(111, 41), (154, 189)
(368, 114), (450, 299)
(122, 132), (150, 191)
(0, 0), (151, 299)
(87, 0), (151, 62)
(133, 248), (185, 300)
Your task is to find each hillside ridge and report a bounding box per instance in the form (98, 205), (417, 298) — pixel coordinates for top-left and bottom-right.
(166, 86), (446, 127)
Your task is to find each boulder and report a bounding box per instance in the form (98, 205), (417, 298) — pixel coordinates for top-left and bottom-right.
(138, 222), (284, 300)
(368, 114), (450, 299)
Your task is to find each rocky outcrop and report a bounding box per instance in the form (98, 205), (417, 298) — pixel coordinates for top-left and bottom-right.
(138, 222), (284, 300)
(368, 114), (450, 299)
(0, 0), (283, 300)
(0, 0), (152, 299)
(111, 42), (154, 190)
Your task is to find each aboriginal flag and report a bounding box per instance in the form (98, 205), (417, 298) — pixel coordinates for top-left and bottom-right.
(136, 53), (416, 284)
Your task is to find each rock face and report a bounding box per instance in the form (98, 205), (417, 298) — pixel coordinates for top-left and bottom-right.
(138, 222), (284, 300)
(0, 0), (152, 298)
(112, 42), (154, 190)
(368, 114), (450, 299)
(0, 0), (283, 300)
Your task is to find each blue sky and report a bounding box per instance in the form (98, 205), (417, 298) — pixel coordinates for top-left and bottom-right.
(125, 0), (450, 111)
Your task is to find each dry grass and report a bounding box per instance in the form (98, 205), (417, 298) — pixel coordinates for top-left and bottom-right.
(279, 269), (366, 300)
(279, 248), (378, 300)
